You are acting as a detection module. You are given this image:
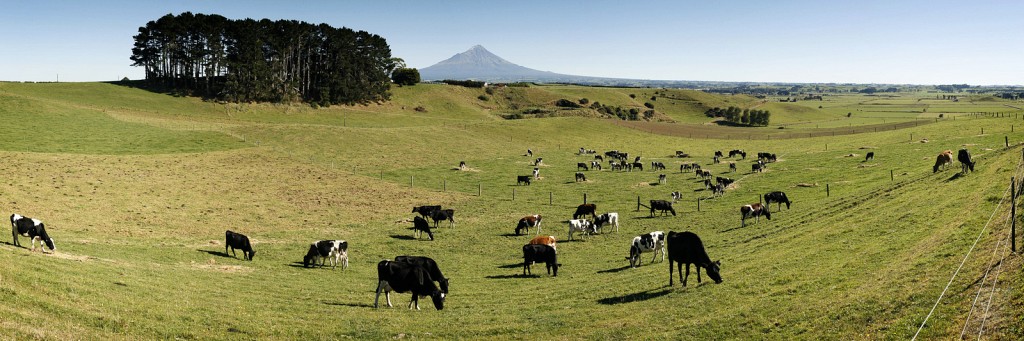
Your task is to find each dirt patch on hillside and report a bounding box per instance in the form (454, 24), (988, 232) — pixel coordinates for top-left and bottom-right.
(191, 260), (253, 273)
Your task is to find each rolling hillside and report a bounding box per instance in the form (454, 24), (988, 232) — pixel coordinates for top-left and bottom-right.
(0, 82), (1021, 339)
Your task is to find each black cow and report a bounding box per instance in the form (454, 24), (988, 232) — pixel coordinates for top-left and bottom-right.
(523, 244), (559, 277)
(577, 162), (589, 171)
(394, 255), (449, 294)
(667, 231), (722, 287)
(573, 204), (597, 220)
(714, 151), (723, 158)
(764, 191), (791, 211)
(517, 175), (532, 185)
(865, 152), (874, 161)
(649, 200), (676, 217)
(575, 172), (587, 182)
(410, 216), (434, 240)
(958, 149), (975, 173)
(729, 163), (736, 172)
(374, 260), (445, 310)
(431, 209), (455, 228)
(752, 163), (763, 173)
(10, 214), (55, 252)
(303, 240), (348, 269)
(631, 162), (643, 171)
(728, 149), (744, 158)
(225, 230), (256, 261)
(412, 205), (441, 218)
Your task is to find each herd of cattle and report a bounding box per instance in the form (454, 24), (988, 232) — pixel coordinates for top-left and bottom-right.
(5, 145), (981, 312)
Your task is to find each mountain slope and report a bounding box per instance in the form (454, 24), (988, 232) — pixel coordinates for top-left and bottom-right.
(419, 45), (594, 82)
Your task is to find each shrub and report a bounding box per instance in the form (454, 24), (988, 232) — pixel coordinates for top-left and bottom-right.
(391, 68), (420, 86)
(644, 102), (654, 109)
(478, 95), (489, 101)
(555, 99), (581, 108)
(414, 106), (427, 112)
(629, 94), (636, 99)
(579, 98), (589, 105)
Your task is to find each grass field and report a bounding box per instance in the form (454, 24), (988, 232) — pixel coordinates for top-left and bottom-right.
(0, 82), (1022, 339)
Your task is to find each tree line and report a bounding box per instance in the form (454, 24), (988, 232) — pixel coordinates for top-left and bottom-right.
(704, 106), (770, 126)
(130, 12), (396, 105)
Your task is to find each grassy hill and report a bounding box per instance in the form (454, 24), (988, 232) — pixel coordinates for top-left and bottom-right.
(0, 82), (1022, 339)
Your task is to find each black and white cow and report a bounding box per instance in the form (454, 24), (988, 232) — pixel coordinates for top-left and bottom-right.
(575, 172), (587, 182)
(658, 174), (667, 185)
(412, 205), (441, 218)
(740, 203), (771, 227)
(649, 200), (676, 217)
(627, 231), (665, 268)
(577, 162), (589, 171)
(523, 244), (559, 277)
(568, 219), (595, 240)
(594, 212), (619, 233)
(374, 260), (445, 310)
(865, 152), (874, 161)
(958, 149), (975, 174)
(667, 231), (722, 286)
(729, 162), (737, 172)
(764, 191), (792, 211)
(534, 157), (543, 166)
(590, 160), (602, 170)
(225, 230), (256, 261)
(431, 209), (455, 228)
(303, 240), (349, 269)
(651, 161), (666, 171)
(410, 216), (434, 240)
(631, 162), (644, 171)
(670, 191), (682, 203)
(533, 168), (540, 180)
(10, 214), (55, 252)
(751, 163), (763, 173)
(517, 175), (532, 185)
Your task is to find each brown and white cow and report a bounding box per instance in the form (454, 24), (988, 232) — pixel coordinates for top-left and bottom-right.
(933, 150), (953, 173)
(740, 203), (771, 227)
(516, 214), (543, 235)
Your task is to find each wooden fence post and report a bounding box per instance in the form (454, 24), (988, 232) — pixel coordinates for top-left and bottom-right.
(1012, 177), (1016, 253)
(512, 188), (515, 201)
(411, 176), (414, 188)
(549, 192), (553, 205)
(584, 193), (588, 204)
(891, 170), (894, 181)
(637, 196), (641, 211)
(697, 198), (700, 212)
(443, 180), (446, 192)
(826, 184), (830, 197)
(478, 183), (481, 196)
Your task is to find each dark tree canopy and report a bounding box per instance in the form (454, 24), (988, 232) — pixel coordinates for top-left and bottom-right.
(391, 68), (421, 86)
(130, 12), (395, 105)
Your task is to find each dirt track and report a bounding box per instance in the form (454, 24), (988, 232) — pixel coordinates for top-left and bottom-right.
(612, 119), (936, 140)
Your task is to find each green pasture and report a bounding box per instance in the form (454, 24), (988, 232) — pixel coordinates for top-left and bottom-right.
(0, 82), (1022, 339)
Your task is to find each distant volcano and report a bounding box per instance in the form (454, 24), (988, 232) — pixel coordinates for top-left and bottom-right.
(419, 45), (577, 82)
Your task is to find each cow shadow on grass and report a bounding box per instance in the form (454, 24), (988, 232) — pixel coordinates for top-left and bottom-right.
(596, 289), (671, 305)
(496, 263), (522, 269)
(388, 234), (417, 240)
(485, 274), (538, 279)
(944, 173), (965, 182)
(196, 249), (231, 258)
(499, 233), (522, 237)
(596, 265), (632, 274)
(321, 300), (374, 308)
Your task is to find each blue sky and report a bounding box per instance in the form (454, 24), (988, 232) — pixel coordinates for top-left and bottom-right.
(1, 0), (1021, 85)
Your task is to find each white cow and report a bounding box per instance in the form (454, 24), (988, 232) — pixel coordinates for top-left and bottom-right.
(627, 231), (665, 268)
(594, 212), (619, 233)
(567, 219), (595, 241)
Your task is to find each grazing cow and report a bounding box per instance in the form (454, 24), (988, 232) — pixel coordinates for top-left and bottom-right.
(10, 214), (55, 252)
(577, 162), (589, 171)
(764, 191), (792, 211)
(728, 149), (744, 158)
(701, 170), (712, 179)
(412, 205), (441, 218)
(573, 204), (597, 220)
(714, 151), (723, 158)
(628, 231), (666, 268)
(534, 157), (543, 166)
(595, 155), (603, 161)
(740, 203), (771, 227)
(713, 155), (720, 164)
(430, 209), (455, 228)
(623, 163), (633, 172)
(225, 230), (256, 261)
(667, 231), (722, 286)
(517, 175), (532, 185)
(654, 161), (666, 170)
(716, 177), (734, 187)
(634, 156), (642, 163)
(526, 149), (533, 157)
(568, 219), (595, 240)
(459, 161), (466, 170)
(410, 216), (434, 240)
(658, 174), (667, 185)
(394, 255), (449, 295)
(712, 183), (725, 197)
(680, 164), (690, 172)
(523, 244), (559, 276)
(594, 212), (619, 233)
(729, 162), (736, 172)
(631, 162), (643, 171)
(650, 200), (676, 217)
(752, 163), (763, 173)
(703, 179), (713, 190)
(933, 150), (954, 173)
(303, 240), (349, 269)
(670, 191), (682, 203)
(958, 149), (975, 173)
(533, 168), (540, 180)
(610, 161), (622, 171)
(529, 235), (557, 252)
(865, 152), (874, 161)
(516, 214), (542, 235)
(675, 151), (689, 158)
(574, 172), (587, 182)
(757, 152), (772, 160)
(374, 260), (445, 310)
(590, 160), (602, 170)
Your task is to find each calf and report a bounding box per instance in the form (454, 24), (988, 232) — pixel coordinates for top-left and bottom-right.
(10, 214), (55, 252)
(303, 240), (349, 270)
(430, 209), (455, 228)
(412, 205), (441, 218)
(650, 200), (676, 217)
(529, 235), (557, 252)
(410, 216), (434, 240)
(740, 203), (771, 227)
(577, 162), (589, 171)
(667, 231), (722, 286)
(517, 175), (532, 185)
(523, 244), (559, 276)
(374, 260), (445, 310)
(568, 219), (595, 240)
(594, 212), (619, 233)
(627, 231), (665, 268)
(225, 230), (256, 261)
(572, 204), (597, 220)
(575, 172), (587, 182)
(764, 191), (791, 211)
(516, 214), (542, 235)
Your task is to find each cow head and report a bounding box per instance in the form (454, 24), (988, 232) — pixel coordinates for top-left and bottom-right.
(43, 238), (55, 251)
(430, 290), (445, 310)
(627, 245), (640, 268)
(706, 260), (723, 284)
(438, 277), (450, 294)
(247, 250), (256, 261)
(762, 208), (772, 221)
(515, 220), (527, 235)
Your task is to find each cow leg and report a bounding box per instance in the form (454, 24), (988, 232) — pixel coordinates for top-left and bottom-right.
(669, 260), (674, 286)
(683, 263), (691, 286)
(11, 229), (19, 247)
(408, 295), (419, 310)
(374, 281), (385, 308)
